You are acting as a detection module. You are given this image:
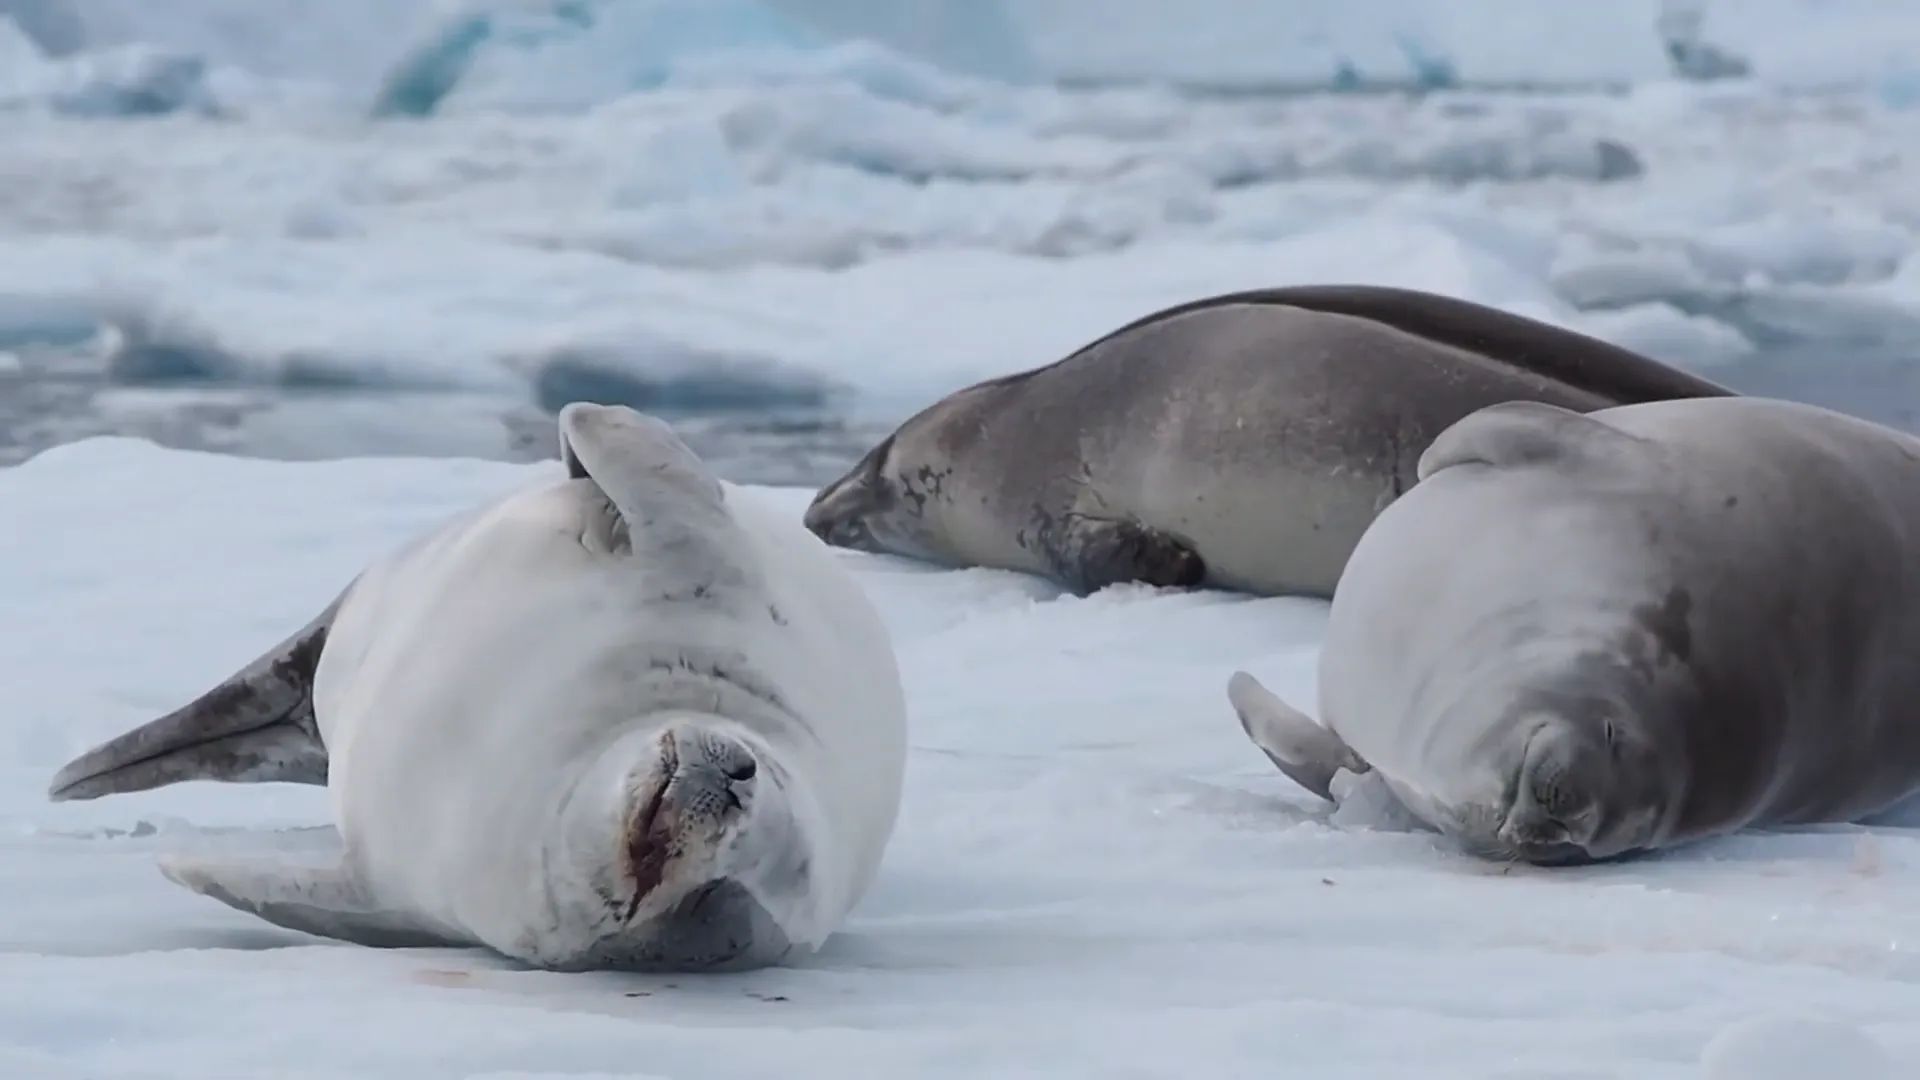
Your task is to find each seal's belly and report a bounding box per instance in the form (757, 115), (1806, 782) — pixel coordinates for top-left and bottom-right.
(1115, 404), (1407, 598)
(1130, 463), (1393, 597)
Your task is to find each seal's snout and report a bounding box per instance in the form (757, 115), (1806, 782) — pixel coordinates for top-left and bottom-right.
(1496, 791), (1600, 862)
(1496, 725), (1608, 865)
(806, 435), (898, 551)
(618, 725), (761, 916)
(803, 492), (880, 553)
(812, 515), (870, 550)
(799, 501), (835, 541)
(677, 726), (760, 814)
(801, 485), (858, 543)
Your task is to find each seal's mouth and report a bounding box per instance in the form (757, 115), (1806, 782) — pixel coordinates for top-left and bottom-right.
(809, 513), (877, 551)
(802, 481), (867, 545)
(1490, 798), (1619, 867)
(805, 435), (899, 550)
(620, 740), (679, 921)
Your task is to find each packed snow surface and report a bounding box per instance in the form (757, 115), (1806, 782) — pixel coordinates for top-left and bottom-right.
(2, 438), (1919, 1078)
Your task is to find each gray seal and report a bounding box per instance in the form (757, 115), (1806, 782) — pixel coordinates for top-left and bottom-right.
(802, 284), (1735, 598)
(1230, 396), (1920, 865)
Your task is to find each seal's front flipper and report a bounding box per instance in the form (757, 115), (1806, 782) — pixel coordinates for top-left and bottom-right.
(1045, 514), (1205, 595)
(555, 402), (763, 603)
(47, 592), (349, 803)
(158, 855), (462, 950)
(1227, 670), (1369, 802)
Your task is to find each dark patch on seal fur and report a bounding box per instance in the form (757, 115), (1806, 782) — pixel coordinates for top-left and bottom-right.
(178, 624), (329, 742)
(1632, 587), (1694, 665)
(899, 458), (955, 518)
(1024, 507), (1206, 595)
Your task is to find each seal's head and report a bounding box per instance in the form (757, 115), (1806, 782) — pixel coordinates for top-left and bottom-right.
(803, 428), (956, 564)
(1491, 702), (1684, 865)
(805, 378), (1016, 564)
(803, 435), (902, 554)
(539, 717), (813, 971)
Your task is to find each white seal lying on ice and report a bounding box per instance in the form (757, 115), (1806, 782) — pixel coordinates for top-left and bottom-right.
(50, 403), (910, 971)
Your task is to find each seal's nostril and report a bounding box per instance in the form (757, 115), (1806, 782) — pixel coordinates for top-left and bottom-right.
(725, 759), (756, 783)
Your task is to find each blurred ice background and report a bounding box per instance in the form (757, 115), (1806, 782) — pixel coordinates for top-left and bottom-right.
(6, 0), (1920, 483)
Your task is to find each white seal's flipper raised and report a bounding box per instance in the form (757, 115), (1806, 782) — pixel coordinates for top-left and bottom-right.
(48, 402), (910, 973)
(1227, 670), (1369, 801)
(46, 594), (345, 801)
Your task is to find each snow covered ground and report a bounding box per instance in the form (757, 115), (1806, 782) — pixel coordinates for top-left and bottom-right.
(4, 438), (1919, 1079)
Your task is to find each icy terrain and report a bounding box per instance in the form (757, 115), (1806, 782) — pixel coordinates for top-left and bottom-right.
(28, 0), (1920, 91)
(8, 0), (1920, 472)
(1, 439), (1916, 1079)
(7, 2), (1920, 1075)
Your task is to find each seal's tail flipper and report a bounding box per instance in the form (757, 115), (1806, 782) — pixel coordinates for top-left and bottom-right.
(1227, 670), (1369, 802)
(46, 595), (343, 803)
(158, 855), (462, 950)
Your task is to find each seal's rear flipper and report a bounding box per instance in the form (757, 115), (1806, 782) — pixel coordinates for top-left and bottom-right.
(158, 855), (463, 950)
(47, 593), (348, 803)
(1227, 670), (1369, 802)
(1418, 400), (1648, 482)
(1043, 514), (1206, 595)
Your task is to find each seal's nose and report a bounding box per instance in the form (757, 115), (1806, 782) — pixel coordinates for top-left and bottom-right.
(800, 495), (837, 541)
(1497, 806), (1571, 851)
(805, 511), (869, 550)
(1497, 786), (1603, 865)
